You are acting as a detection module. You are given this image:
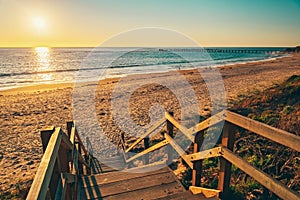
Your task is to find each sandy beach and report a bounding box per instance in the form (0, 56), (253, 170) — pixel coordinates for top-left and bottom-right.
(1, 54), (300, 198)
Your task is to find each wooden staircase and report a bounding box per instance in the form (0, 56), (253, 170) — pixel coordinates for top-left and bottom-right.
(27, 111), (300, 200)
(79, 163), (215, 200)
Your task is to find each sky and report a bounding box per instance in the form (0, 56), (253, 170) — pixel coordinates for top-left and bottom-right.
(0, 0), (300, 47)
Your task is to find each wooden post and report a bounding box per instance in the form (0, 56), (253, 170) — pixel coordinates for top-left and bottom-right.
(121, 132), (125, 150)
(192, 131), (204, 186)
(120, 132), (128, 161)
(76, 142), (84, 174)
(58, 135), (70, 173)
(41, 126), (55, 152)
(67, 121), (73, 138)
(58, 144), (71, 200)
(144, 137), (149, 164)
(218, 122), (235, 199)
(167, 111), (174, 164)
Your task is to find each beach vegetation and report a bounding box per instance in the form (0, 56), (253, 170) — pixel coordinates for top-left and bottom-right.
(179, 75), (300, 199)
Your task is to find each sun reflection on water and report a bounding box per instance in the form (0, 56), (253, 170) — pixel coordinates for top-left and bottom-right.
(35, 47), (52, 81)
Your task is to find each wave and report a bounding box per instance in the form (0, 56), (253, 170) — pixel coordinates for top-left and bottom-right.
(0, 54), (276, 78)
(0, 47), (287, 80)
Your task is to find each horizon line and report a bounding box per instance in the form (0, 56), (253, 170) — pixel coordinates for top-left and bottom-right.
(0, 45), (296, 48)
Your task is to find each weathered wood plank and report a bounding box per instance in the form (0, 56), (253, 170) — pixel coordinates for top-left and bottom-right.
(60, 132), (73, 150)
(40, 126), (55, 152)
(218, 122), (235, 198)
(126, 139), (169, 163)
(188, 110), (226, 134)
(126, 117), (165, 153)
(221, 147), (300, 200)
(26, 128), (62, 200)
(70, 126), (76, 146)
(225, 111), (300, 152)
(167, 111), (174, 164)
(192, 131), (204, 186)
(165, 112), (194, 142)
(41, 127), (61, 200)
(66, 121), (73, 138)
(156, 191), (214, 200)
(164, 133), (193, 169)
(88, 181), (184, 200)
(85, 172), (176, 198)
(185, 147), (222, 162)
(80, 167), (171, 187)
(73, 123), (88, 156)
(76, 143), (84, 174)
(189, 186), (220, 198)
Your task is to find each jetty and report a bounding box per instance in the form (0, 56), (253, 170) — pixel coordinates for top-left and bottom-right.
(27, 110), (300, 200)
(165, 48), (283, 54)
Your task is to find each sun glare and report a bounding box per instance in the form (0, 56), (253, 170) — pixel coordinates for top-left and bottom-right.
(33, 17), (46, 31)
(34, 47), (52, 81)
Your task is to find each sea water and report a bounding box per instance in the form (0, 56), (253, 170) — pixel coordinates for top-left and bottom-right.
(0, 47), (287, 91)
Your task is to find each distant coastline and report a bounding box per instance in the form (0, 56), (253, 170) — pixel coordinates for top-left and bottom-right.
(0, 52), (291, 94)
(0, 47), (289, 92)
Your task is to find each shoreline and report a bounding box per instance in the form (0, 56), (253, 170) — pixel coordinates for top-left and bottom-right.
(0, 53), (291, 95)
(1, 53), (300, 198)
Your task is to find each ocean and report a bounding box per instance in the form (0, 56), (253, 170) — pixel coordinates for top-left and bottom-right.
(0, 47), (287, 91)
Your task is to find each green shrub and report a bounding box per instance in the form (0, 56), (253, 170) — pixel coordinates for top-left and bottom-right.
(282, 105), (295, 114)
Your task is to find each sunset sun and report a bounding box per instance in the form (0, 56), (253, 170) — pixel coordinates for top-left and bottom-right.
(32, 17), (46, 31)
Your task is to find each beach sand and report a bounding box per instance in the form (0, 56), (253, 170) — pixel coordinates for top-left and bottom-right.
(1, 54), (300, 198)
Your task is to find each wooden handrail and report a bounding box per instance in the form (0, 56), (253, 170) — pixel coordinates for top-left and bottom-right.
(165, 112), (194, 141)
(123, 110), (300, 199)
(125, 139), (169, 163)
(184, 147), (222, 162)
(225, 110), (300, 152)
(221, 147), (300, 200)
(27, 127), (62, 199)
(164, 133), (193, 169)
(74, 128), (88, 156)
(28, 110), (300, 199)
(126, 117), (165, 153)
(27, 121), (93, 200)
(188, 110), (226, 134)
(164, 110), (300, 152)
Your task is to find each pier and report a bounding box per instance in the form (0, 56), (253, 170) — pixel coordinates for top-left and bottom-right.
(165, 48), (283, 54)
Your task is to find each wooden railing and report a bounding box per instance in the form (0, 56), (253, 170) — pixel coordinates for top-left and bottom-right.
(120, 110), (300, 199)
(26, 121), (96, 200)
(27, 111), (300, 199)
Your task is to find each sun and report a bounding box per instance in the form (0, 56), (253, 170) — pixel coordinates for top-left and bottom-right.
(33, 17), (46, 30)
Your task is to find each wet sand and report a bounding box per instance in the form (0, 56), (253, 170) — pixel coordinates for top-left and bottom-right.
(1, 54), (300, 198)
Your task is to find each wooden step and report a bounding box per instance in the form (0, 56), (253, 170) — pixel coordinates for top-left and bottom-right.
(80, 167), (170, 187)
(82, 174), (182, 199)
(79, 167), (187, 200)
(156, 191), (218, 200)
